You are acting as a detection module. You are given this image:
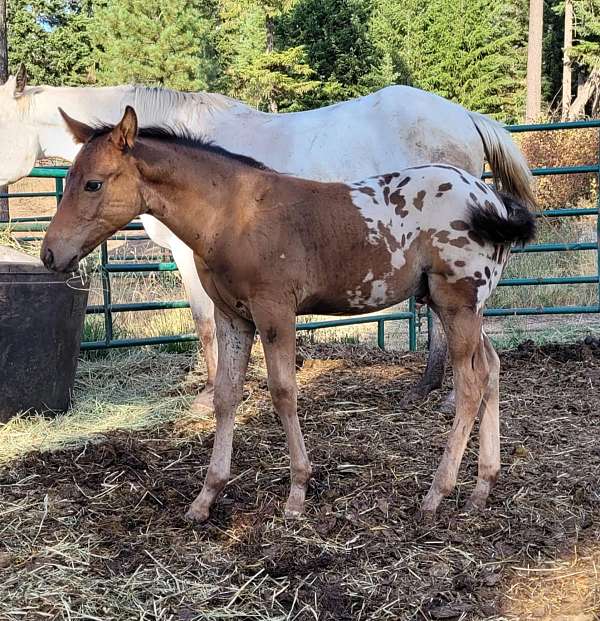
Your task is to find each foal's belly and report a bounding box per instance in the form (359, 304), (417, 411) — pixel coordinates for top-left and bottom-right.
(298, 268), (423, 317)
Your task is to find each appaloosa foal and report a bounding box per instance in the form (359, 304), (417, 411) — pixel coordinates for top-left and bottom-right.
(42, 107), (535, 521)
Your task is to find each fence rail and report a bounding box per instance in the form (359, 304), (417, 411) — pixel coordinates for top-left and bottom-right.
(2, 119), (600, 351)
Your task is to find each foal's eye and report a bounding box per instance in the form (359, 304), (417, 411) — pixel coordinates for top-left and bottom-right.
(84, 180), (103, 192)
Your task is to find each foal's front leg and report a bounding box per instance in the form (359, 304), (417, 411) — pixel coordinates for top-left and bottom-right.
(185, 309), (255, 522)
(253, 303), (312, 517)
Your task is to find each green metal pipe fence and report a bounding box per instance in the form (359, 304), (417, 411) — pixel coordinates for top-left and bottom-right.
(2, 118), (600, 351)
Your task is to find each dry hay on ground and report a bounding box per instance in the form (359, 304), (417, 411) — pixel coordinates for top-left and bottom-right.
(0, 342), (599, 620)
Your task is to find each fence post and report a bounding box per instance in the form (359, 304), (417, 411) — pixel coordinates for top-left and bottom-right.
(55, 177), (64, 205)
(377, 319), (385, 350)
(100, 242), (114, 346)
(0, 0), (9, 222)
(409, 297), (417, 351)
(597, 128), (600, 311)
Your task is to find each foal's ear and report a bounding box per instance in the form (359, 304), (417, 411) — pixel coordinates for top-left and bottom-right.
(15, 63), (27, 96)
(59, 108), (95, 144)
(110, 106), (138, 152)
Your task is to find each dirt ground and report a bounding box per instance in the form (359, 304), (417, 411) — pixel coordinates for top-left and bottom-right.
(1, 341), (599, 620)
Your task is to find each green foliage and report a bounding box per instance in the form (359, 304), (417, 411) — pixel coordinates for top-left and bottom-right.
(279, 0), (388, 107)
(228, 45), (320, 111)
(7, 0), (93, 85)
(90, 0), (217, 90)
(367, 0), (412, 85)
(217, 0), (319, 111)
(369, 0), (528, 122)
(543, 0), (565, 104)
(571, 0), (600, 69)
(5, 0), (600, 121)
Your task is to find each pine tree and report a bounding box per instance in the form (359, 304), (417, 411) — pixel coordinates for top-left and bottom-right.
(7, 0), (93, 85)
(279, 0), (385, 107)
(571, 0), (600, 69)
(369, 0), (528, 122)
(367, 0), (414, 86)
(90, 0), (217, 90)
(561, 0), (600, 117)
(217, 0), (319, 111)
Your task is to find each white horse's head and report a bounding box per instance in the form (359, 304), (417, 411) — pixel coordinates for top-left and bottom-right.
(0, 64), (41, 184)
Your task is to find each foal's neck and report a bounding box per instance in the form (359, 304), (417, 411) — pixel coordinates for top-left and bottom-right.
(138, 140), (262, 252)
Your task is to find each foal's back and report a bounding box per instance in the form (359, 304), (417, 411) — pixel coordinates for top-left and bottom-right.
(243, 164), (516, 317)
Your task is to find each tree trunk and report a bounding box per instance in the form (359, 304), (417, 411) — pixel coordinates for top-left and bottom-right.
(526, 0), (544, 122)
(0, 0), (9, 222)
(266, 15), (278, 114)
(561, 0), (573, 120)
(568, 68), (600, 119)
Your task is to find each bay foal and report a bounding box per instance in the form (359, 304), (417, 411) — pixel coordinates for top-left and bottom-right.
(42, 108), (535, 521)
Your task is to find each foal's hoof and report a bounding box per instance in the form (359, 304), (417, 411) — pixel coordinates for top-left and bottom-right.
(184, 505), (210, 524)
(438, 393), (456, 415)
(464, 494), (488, 514)
(284, 509), (303, 520)
(400, 384), (434, 408)
(415, 508), (437, 525)
(190, 387), (215, 414)
(419, 488), (444, 519)
(284, 500), (305, 520)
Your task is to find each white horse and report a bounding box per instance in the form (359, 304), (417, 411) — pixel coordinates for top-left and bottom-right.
(0, 65), (534, 411)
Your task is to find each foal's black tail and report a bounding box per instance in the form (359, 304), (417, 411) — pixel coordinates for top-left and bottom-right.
(469, 192), (536, 247)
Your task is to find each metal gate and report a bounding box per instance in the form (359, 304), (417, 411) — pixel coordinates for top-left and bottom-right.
(2, 118), (599, 351)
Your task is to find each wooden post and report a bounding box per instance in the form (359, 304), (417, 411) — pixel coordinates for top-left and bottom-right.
(266, 15), (278, 113)
(0, 0), (9, 222)
(526, 0), (544, 122)
(562, 0), (573, 120)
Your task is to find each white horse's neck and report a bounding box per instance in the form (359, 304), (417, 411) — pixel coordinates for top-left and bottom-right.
(25, 85), (252, 162)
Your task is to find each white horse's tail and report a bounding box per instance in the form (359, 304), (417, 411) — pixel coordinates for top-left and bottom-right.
(468, 111), (537, 210)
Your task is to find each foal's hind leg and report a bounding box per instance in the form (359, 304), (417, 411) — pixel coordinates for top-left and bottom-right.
(465, 333), (501, 511)
(420, 287), (489, 517)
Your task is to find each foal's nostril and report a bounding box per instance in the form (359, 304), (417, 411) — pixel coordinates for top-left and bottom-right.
(42, 247), (55, 270)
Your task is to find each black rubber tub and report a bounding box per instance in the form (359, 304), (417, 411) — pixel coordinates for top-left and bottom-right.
(0, 246), (89, 421)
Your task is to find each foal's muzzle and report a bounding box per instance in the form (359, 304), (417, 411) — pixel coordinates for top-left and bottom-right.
(41, 245), (79, 273)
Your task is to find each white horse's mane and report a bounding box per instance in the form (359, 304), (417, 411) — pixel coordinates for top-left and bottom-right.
(127, 85), (239, 118)
(17, 83), (241, 125)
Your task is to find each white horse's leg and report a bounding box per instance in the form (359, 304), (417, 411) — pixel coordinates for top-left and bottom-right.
(406, 312), (446, 403)
(140, 215), (218, 411)
(170, 241), (218, 411)
(401, 311), (454, 408)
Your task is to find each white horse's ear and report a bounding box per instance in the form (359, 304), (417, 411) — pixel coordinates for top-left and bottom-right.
(2, 75), (17, 95)
(59, 108), (95, 144)
(110, 105), (138, 151)
(14, 64), (27, 96)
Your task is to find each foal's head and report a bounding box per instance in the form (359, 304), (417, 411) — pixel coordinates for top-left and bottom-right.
(42, 106), (143, 272)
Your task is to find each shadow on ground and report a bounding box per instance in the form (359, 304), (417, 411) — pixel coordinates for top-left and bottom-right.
(0, 342), (599, 620)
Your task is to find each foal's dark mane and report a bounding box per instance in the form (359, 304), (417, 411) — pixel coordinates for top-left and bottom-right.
(90, 123), (271, 171)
